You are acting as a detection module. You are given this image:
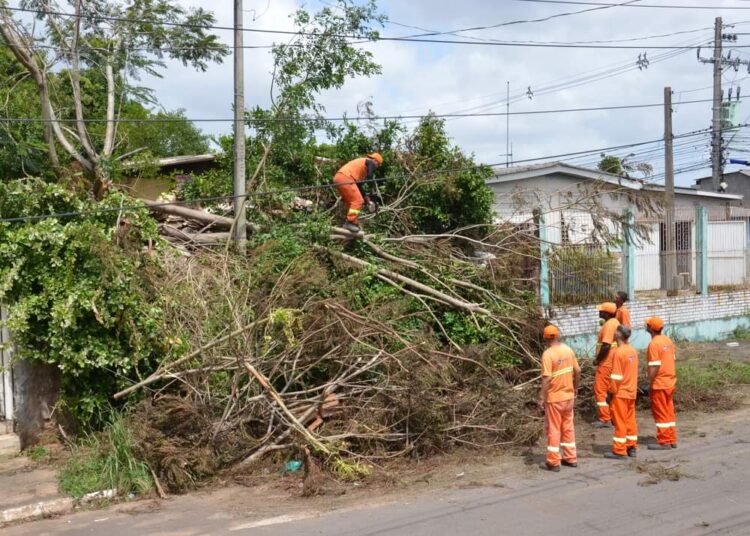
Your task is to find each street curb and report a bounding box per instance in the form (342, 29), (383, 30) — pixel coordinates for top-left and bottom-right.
(0, 498), (74, 524)
(0, 488), (117, 525)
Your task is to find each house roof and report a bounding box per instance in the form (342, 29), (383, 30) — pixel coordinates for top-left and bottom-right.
(489, 161), (742, 201)
(488, 161), (643, 190)
(694, 169), (750, 184)
(155, 154), (217, 168)
(644, 184), (743, 201)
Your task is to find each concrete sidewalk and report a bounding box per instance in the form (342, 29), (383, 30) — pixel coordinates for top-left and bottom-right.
(0, 452), (73, 526)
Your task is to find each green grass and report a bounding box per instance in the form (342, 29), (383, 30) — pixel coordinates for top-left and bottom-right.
(675, 361), (750, 411)
(732, 326), (750, 340)
(58, 414), (153, 499)
(26, 445), (50, 462)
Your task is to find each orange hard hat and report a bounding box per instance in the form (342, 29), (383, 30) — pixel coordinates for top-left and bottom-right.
(645, 317), (665, 331)
(597, 302), (617, 315)
(367, 152), (383, 166)
(543, 325), (561, 340)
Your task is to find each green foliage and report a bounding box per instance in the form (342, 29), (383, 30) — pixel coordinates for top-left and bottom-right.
(27, 445), (51, 462)
(549, 246), (621, 305)
(59, 414), (153, 499)
(0, 47), (50, 180)
(732, 326), (750, 340)
(0, 0), (226, 188)
(675, 361), (750, 411)
(598, 154), (624, 175)
(384, 115), (494, 233)
(0, 179), (165, 426)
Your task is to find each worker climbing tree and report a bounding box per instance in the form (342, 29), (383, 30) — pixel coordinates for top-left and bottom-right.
(333, 152), (383, 233)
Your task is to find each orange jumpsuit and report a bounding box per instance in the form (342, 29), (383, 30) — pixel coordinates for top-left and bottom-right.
(609, 343), (639, 455)
(648, 334), (677, 446)
(615, 306), (631, 328)
(334, 158), (375, 224)
(542, 343), (580, 467)
(594, 318), (619, 423)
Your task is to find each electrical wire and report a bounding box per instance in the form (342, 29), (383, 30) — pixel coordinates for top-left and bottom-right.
(518, 0), (750, 9)
(0, 98), (715, 125)
(0, 5), (745, 49)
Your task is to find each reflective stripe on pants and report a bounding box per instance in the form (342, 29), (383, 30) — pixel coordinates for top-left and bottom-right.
(334, 173), (364, 224)
(611, 396), (637, 456)
(594, 367), (611, 423)
(544, 399), (577, 466)
(650, 387), (677, 445)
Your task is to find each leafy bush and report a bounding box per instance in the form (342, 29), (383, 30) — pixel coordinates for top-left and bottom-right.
(0, 179), (166, 426)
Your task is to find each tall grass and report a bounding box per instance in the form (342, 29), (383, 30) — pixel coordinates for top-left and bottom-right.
(675, 361), (750, 411)
(59, 414), (153, 499)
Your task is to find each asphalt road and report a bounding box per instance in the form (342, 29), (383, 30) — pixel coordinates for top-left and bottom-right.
(5, 409), (750, 536)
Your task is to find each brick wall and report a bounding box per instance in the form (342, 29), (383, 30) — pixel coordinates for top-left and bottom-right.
(550, 290), (750, 337)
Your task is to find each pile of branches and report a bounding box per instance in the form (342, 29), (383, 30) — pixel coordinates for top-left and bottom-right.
(116, 222), (547, 492)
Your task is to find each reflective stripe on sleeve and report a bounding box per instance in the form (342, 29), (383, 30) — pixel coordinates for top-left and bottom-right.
(648, 361), (662, 367)
(348, 208), (361, 215)
(547, 446), (560, 453)
(655, 422), (676, 428)
(626, 435), (638, 441)
(560, 442), (576, 448)
(596, 401), (609, 407)
(613, 437), (627, 444)
(551, 366), (574, 378)
(610, 373), (624, 381)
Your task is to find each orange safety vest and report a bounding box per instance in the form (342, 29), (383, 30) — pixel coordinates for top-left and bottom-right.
(337, 158), (369, 182)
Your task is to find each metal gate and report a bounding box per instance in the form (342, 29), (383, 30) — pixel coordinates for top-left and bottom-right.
(708, 221), (747, 286)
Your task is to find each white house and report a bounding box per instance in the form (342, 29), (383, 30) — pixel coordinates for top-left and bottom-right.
(486, 162), (747, 293)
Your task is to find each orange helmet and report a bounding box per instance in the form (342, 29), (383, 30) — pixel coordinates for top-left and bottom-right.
(543, 325), (561, 340)
(367, 152), (383, 166)
(597, 302), (617, 315)
(645, 317), (665, 331)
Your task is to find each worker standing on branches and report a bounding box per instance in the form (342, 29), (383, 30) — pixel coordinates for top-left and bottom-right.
(333, 153), (383, 233)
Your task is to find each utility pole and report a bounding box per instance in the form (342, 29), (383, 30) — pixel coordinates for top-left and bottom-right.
(711, 17), (723, 192)
(506, 81), (510, 168)
(233, 0), (247, 252)
(664, 87), (678, 297)
(698, 18), (750, 191)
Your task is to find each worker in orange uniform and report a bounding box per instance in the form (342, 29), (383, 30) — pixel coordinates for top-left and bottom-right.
(592, 302), (620, 428)
(614, 291), (631, 328)
(539, 325), (581, 472)
(604, 325), (639, 459)
(333, 153), (383, 233)
(644, 317), (678, 450)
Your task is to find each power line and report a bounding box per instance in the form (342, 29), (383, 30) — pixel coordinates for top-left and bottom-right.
(0, 98), (715, 125)
(518, 0), (750, 9)
(0, 5), (745, 49)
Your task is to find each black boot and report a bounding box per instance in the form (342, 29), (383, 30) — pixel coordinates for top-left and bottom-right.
(627, 447), (637, 458)
(561, 460), (578, 468)
(342, 221), (361, 233)
(604, 452), (627, 460)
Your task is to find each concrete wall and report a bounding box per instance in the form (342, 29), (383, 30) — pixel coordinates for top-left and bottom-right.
(695, 172), (750, 207)
(549, 290), (750, 355)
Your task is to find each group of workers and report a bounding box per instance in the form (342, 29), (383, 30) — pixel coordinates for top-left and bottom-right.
(540, 292), (678, 472)
(332, 156), (679, 471)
